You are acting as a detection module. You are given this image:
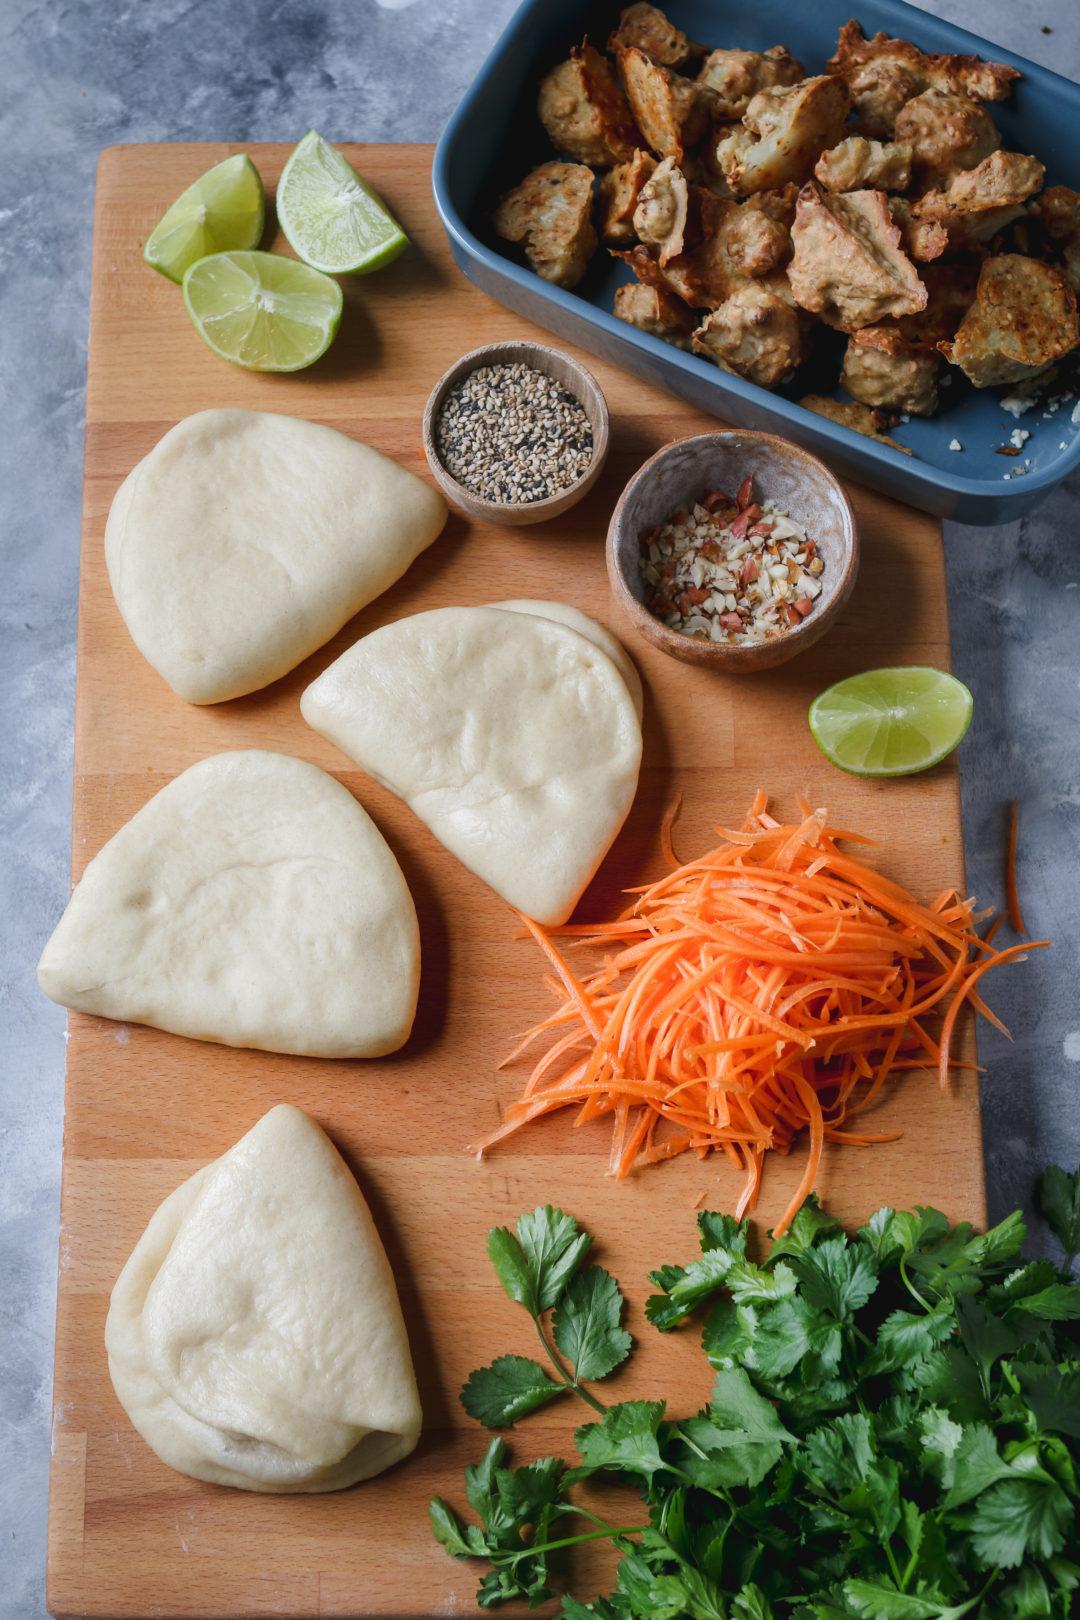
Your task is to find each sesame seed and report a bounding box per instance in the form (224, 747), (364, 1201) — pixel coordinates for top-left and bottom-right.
(434, 363), (593, 504)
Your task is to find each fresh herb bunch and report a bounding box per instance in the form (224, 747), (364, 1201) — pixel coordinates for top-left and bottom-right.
(430, 1169), (1080, 1619)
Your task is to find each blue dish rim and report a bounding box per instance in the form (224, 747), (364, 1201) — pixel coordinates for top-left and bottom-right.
(432, 0), (1080, 515)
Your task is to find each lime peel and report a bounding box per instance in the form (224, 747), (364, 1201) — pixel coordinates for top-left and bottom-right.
(808, 666), (973, 777)
(144, 154), (265, 284)
(181, 249), (343, 372)
(276, 130), (408, 275)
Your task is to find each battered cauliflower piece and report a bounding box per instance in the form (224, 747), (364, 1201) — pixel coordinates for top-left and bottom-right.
(842, 328), (941, 415)
(827, 18), (1019, 137)
(894, 257), (982, 347)
(788, 183), (927, 331)
(693, 278), (809, 387)
(537, 45), (641, 166)
(889, 197), (949, 263)
(696, 45), (804, 120)
(893, 89), (1000, 189)
(492, 162), (598, 290)
(616, 46), (711, 160)
(800, 394), (912, 452)
(815, 136), (912, 193)
(609, 3), (701, 70)
(613, 281), (697, 346)
(633, 157), (690, 264)
(597, 149), (657, 244)
(914, 150), (1046, 247)
(1030, 186), (1080, 293)
(941, 253), (1079, 387)
(617, 188), (795, 310)
(715, 76), (850, 197)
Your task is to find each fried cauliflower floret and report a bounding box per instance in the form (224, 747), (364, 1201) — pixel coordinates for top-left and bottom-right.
(889, 196), (949, 263)
(827, 18), (1019, 137)
(842, 328), (941, 414)
(941, 253), (1079, 387)
(815, 136), (912, 193)
(537, 45), (641, 167)
(1030, 186), (1080, 293)
(615, 45), (711, 161)
(788, 183), (927, 331)
(617, 187), (795, 310)
(913, 150), (1046, 247)
(608, 3), (701, 69)
(892, 89), (1001, 190)
(894, 257), (982, 347)
(693, 278), (809, 387)
(800, 394), (912, 452)
(715, 76), (850, 197)
(633, 157), (690, 264)
(613, 281), (697, 346)
(696, 45), (804, 119)
(492, 162), (598, 289)
(597, 149), (657, 244)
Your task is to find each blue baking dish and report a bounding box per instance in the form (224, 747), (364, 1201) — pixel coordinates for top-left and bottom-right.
(432, 0), (1080, 524)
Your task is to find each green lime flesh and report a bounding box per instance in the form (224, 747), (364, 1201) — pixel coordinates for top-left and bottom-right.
(808, 666), (974, 777)
(143, 154), (265, 284)
(181, 250), (343, 371)
(276, 129), (408, 275)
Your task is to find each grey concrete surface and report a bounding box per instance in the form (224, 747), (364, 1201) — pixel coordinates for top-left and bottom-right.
(1, 1), (1078, 1615)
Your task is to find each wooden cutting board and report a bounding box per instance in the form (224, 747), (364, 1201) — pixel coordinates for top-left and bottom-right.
(48, 143), (984, 1619)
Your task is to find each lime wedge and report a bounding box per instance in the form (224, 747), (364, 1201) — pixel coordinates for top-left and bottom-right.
(276, 130), (408, 274)
(144, 154), (265, 284)
(808, 667), (973, 777)
(182, 250), (343, 371)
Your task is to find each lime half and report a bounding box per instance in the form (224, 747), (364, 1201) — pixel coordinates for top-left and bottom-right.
(144, 154), (265, 284)
(182, 250), (343, 371)
(809, 667), (973, 777)
(276, 130), (408, 274)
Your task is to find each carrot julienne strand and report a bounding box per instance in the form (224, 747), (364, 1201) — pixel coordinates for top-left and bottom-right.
(466, 796), (1049, 1235)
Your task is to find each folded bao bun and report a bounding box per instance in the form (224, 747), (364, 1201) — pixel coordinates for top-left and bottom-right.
(301, 605), (644, 925)
(37, 751), (420, 1058)
(105, 409), (447, 704)
(106, 1105), (422, 1492)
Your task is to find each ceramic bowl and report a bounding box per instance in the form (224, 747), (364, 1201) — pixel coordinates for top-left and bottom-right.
(422, 340), (610, 527)
(606, 431), (858, 674)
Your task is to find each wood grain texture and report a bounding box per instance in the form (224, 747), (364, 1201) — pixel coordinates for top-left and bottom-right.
(48, 142), (984, 1619)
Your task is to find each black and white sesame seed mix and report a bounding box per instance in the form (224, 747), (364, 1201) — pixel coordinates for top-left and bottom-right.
(640, 477), (825, 645)
(434, 362), (593, 504)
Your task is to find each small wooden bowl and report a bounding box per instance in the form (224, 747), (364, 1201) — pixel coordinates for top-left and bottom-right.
(422, 340), (610, 526)
(607, 431), (858, 674)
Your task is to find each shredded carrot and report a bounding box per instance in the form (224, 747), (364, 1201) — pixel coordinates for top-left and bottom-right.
(468, 795), (1049, 1235)
(1006, 800), (1027, 936)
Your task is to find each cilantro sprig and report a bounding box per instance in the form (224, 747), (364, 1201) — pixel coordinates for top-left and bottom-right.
(460, 1205), (632, 1428)
(431, 1169), (1080, 1618)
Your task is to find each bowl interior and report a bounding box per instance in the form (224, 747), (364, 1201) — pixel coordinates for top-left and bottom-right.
(612, 434), (855, 642)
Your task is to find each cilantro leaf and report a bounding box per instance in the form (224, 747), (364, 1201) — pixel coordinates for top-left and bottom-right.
(802, 1413), (874, 1494)
(675, 1368), (793, 1488)
(1038, 1165), (1080, 1272)
(486, 1226), (538, 1312)
(575, 1400), (666, 1478)
(1014, 1363), (1080, 1439)
(790, 1237), (879, 1320)
(864, 1308), (953, 1375)
(767, 1196), (842, 1261)
(731, 1586), (776, 1620)
(841, 1579), (942, 1618)
(941, 1422), (1019, 1508)
(748, 1294), (842, 1383)
(460, 1355), (565, 1428)
(698, 1210), (751, 1255)
(969, 1477), (1073, 1567)
(955, 1294), (1024, 1396)
(553, 1266), (632, 1383)
(429, 1497), (477, 1559)
(516, 1205), (592, 1312)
